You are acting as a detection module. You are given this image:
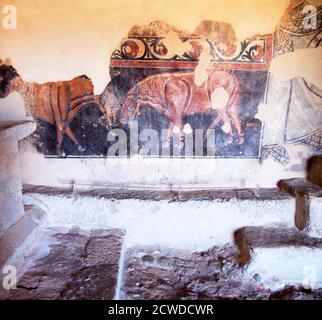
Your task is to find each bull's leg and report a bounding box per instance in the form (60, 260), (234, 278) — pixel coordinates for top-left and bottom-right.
(56, 125), (66, 157)
(65, 126), (86, 152)
(134, 100), (141, 117)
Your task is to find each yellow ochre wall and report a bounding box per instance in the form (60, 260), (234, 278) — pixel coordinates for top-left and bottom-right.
(0, 0), (291, 93)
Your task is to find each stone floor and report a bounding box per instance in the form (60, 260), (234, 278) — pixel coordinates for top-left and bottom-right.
(0, 228), (124, 300)
(122, 246), (322, 300)
(1, 227), (322, 300)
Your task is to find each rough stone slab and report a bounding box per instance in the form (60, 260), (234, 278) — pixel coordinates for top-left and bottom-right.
(278, 178), (322, 198)
(23, 184), (291, 202)
(175, 188), (290, 201)
(307, 156), (322, 187)
(1, 231), (91, 300)
(234, 226), (322, 266)
(84, 229), (125, 267)
(122, 245), (322, 300)
(61, 264), (120, 300)
(2, 228), (125, 300)
(270, 286), (322, 300)
(0, 121), (36, 142)
(122, 245), (271, 300)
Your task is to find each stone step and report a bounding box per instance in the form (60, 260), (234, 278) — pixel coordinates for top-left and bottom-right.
(307, 156), (322, 187)
(23, 184), (291, 201)
(23, 185), (295, 251)
(278, 178), (322, 234)
(234, 226), (322, 266)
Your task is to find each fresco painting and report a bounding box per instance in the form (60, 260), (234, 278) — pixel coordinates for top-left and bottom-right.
(0, 1), (321, 160)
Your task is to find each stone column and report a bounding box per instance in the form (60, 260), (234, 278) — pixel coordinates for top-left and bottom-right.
(0, 121), (36, 235)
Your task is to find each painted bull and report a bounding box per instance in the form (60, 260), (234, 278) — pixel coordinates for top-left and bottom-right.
(102, 69), (244, 148)
(0, 60), (103, 156)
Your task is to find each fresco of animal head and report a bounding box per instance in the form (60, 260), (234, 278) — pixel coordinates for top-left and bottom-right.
(118, 97), (138, 125)
(0, 59), (20, 99)
(99, 85), (120, 127)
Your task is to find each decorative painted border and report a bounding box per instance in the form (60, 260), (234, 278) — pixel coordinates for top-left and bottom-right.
(110, 35), (273, 71)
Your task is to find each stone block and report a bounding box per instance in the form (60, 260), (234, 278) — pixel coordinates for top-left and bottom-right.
(307, 156), (322, 187)
(278, 178), (322, 231)
(3, 228), (125, 300)
(234, 226), (322, 266)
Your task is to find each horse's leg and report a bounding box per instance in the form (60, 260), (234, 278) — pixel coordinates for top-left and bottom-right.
(173, 119), (184, 149)
(222, 111), (234, 144)
(229, 98), (244, 145)
(226, 78), (244, 145)
(163, 121), (174, 148)
(65, 126), (86, 152)
(204, 113), (223, 142)
(164, 79), (190, 150)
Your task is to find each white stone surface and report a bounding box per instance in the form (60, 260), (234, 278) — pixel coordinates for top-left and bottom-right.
(308, 197), (322, 238)
(23, 193), (295, 250)
(246, 247), (322, 290)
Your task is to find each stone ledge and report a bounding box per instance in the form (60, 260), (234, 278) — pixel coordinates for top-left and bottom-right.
(278, 178), (322, 231)
(278, 178), (322, 198)
(307, 156), (322, 187)
(23, 184), (292, 202)
(0, 121), (36, 142)
(234, 226), (322, 266)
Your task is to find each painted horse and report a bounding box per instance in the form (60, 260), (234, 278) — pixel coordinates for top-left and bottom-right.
(107, 69), (244, 148)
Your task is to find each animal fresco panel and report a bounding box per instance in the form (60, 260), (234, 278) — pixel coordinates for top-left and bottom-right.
(104, 30), (272, 158)
(0, 21), (274, 158)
